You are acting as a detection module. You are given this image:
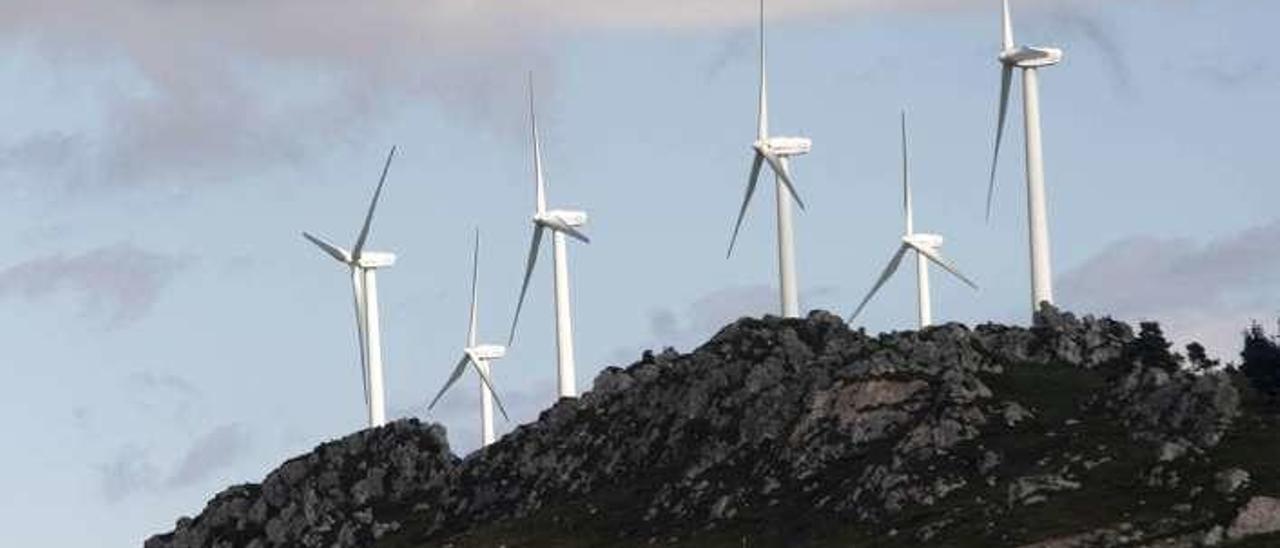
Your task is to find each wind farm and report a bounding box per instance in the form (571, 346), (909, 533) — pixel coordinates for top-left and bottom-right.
(2, 1), (1275, 547)
(300, 0), (1111, 455)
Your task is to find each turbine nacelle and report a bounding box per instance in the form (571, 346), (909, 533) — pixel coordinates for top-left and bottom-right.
(467, 344), (508, 361)
(355, 251), (396, 269)
(755, 136), (812, 158)
(535, 210), (589, 229)
(999, 46), (1063, 68)
(904, 233), (944, 252)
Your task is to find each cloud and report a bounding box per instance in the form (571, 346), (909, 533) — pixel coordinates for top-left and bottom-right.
(165, 424), (251, 489)
(127, 371), (200, 399)
(1189, 61), (1278, 89)
(98, 446), (160, 503)
(1059, 219), (1280, 361)
(1051, 6), (1132, 94)
(97, 423), (252, 501)
(0, 243), (188, 327)
(0, 0), (1082, 189)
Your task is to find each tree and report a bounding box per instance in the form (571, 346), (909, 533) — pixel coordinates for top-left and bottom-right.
(1241, 321), (1280, 402)
(1185, 342), (1220, 372)
(1128, 321), (1181, 373)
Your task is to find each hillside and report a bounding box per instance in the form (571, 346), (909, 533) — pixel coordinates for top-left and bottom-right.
(145, 307), (1280, 547)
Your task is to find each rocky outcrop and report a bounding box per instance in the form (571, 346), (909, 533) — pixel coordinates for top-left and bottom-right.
(146, 307), (1278, 547)
(145, 422), (456, 548)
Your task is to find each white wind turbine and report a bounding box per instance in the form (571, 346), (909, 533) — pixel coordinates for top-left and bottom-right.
(986, 0), (1064, 318)
(726, 0), (812, 319)
(429, 230), (510, 448)
(302, 146), (398, 429)
(509, 78), (591, 400)
(849, 112), (979, 328)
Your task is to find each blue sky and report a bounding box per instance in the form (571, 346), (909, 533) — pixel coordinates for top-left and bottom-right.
(0, 0), (1277, 546)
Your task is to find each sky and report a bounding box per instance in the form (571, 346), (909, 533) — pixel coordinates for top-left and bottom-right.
(0, 0), (1277, 546)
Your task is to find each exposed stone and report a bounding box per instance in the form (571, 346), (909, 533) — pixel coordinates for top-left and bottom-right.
(1214, 468), (1251, 495)
(1226, 496), (1280, 540)
(145, 309), (1260, 548)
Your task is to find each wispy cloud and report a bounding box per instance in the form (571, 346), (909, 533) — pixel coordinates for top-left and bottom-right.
(1051, 6), (1132, 94)
(97, 423), (251, 502)
(98, 446), (160, 503)
(0, 243), (188, 327)
(127, 371), (200, 399)
(165, 424), (251, 489)
(1059, 219), (1280, 360)
(0, 0), (1082, 190)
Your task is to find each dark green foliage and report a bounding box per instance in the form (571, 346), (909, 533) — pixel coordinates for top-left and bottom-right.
(1241, 322), (1280, 404)
(1126, 322), (1182, 373)
(1186, 342), (1220, 372)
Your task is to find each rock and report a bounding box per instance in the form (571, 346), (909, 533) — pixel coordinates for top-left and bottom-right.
(1226, 496), (1280, 540)
(1008, 475), (1082, 507)
(1214, 468), (1251, 495)
(1202, 525), (1225, 546)
(145, 309), (1264, 548)
(1157, 440), (1189, 462)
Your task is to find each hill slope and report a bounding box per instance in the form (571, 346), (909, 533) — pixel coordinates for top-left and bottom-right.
(145, 307), (1280, 547)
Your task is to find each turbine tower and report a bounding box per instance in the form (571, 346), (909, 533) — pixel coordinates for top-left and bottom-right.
(429, 230), (510, 448)
(302, 146), (398, 428)
(509, 77), (591, 400)
(727, 0), (812, 319)
(985, 0), (1064, 319)
(850, 112), (978, 328)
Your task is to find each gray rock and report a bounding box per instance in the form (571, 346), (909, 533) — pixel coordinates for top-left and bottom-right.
(1226, 496), (1280, 540)
(1214, 468), (1251, 495)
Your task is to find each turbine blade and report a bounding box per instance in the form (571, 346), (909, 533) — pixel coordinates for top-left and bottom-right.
(1001, 0), (1015, 51)
(470, 359), (511, 422)
(350, 269), (370, 409)
(428, 354), (472, 411)
(728, 152), (765, 258)
(900, 110), (913, 235)
(557, 224), (591, 245)
(908, 241), (981, 290)
(848, 245), (910, 323)
(354, 146), (397, 257)
(508, 225), (545, 346)
(529, 75), (548, 215)
(303, 232), (351, 263)
(986, 66), (1013, 221)
(760, 148), (807, 210)
(467, 229), (480, 347)
(757, 0), (768, 140)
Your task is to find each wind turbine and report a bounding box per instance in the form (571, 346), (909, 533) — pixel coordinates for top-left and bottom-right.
(509, 77), (591, 400)
(985, 0), (1064, 318)
(429, 230), (510, 448)
(849, 111), (978, 328)
(726, 0), (812, 319)
(302, 146), (398, 428)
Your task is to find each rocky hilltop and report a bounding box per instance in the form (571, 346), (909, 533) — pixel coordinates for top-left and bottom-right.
(145, 307), (1280, 547)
